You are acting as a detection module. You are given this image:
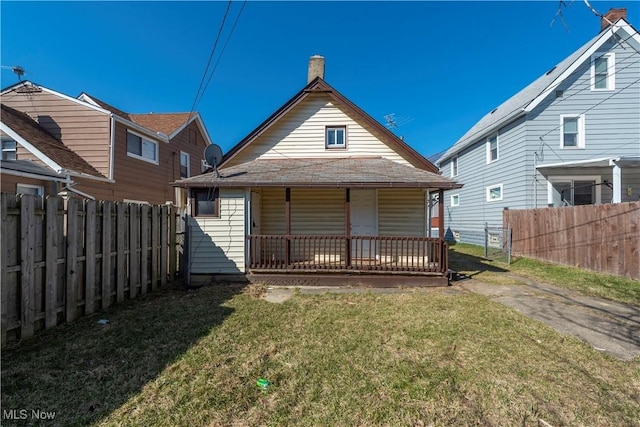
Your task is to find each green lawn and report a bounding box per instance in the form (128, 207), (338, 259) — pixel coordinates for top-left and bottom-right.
(2, 283), (639, 426)
(449, 243), (640, 305)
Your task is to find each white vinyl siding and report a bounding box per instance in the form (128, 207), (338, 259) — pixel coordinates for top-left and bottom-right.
(225, 94), (412, 167)
(189, 188), (245, 273)
(378, 189), (425, 237)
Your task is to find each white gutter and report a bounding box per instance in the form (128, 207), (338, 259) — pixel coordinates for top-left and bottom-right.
(62, 173), (95, 200)
(109, 113), (116, 180)
(0, 168), (67, 182)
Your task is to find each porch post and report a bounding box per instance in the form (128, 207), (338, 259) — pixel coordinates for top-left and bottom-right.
(612, 162), (622, 203)
(345, 188), (351, 268)
(285, 187), (291, 266)
(438, 189), (445, 273)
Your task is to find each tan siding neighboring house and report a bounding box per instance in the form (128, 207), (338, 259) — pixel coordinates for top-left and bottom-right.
(1, 87), (112, 176)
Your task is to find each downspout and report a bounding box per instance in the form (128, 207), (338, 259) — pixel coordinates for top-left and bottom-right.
(62, 173), (96, 200)
(108, 114), (115, 180)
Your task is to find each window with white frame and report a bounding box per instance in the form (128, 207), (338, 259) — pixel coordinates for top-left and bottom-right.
(591, 52), (615, 91)
(180, 151), (190, 178)
(325, 126), (346, 149)
(450, 194), (459, 207)
(2, 139), (17, 160)
(548, 176), (601, 206)
(560, 114), (585, 149)
(486, 184), (503, 202)
(127, 131), (158, 163)
(486, 133), (499, 163)
(451, 156), (458, 177)
(16, 183), (44, 196)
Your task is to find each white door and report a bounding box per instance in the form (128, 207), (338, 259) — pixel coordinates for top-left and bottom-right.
(350, 190), (377, 258)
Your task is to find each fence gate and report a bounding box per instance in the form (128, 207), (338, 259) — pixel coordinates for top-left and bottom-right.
(484, 223), (512, 264)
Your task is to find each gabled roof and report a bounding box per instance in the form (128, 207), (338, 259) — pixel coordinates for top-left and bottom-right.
(175, 157), (460, 189)
(79, 93), (212, 145)
(221, 77), (438, 172)
(0, 104), (104, 177)
(437, 18), (640, 165)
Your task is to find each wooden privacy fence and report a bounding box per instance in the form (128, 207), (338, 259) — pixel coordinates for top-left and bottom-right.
(1, 194), (180, 344)
(504, 202), (639, 280)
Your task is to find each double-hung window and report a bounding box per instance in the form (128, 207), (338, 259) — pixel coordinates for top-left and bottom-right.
(486, 133), (499, 163)
(127, 131), (158, 163)
(451, 156), (458, 177)
(591, 53), (615, 91)
(326, 126), (346, 149)
(180, 151), (190, 179)
(2, 139), (17, 160)
(560, 114), (585, 149)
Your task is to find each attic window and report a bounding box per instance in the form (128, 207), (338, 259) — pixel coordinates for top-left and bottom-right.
(2, 139), (17, 160)
(326, 126), (346, 149)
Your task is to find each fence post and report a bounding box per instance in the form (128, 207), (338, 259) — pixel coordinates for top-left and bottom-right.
(85, 200), (96, 315)
(66, 197), (79, 323)
(140, 204), (149, 295)
(484, 222), (488, 258)
(20, 195), (36, 338)
(507, 226), (512, 265)
(1, 195), (9, 343)
(129, 203), (139, 299)
(160, 205), (168, 287)
(101, 201), (113, 309)
(169, 205), (177, 279)
(116, 203), (126, 303)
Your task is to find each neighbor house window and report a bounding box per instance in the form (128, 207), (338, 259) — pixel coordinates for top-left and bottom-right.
(326, 126), (346, 148)
(548, 176), (601, 206)
(127, 131), (158, 163)
(180, 151), (190, 179)
(591, 53), (615, 91)
(451, 194), (459, 207)
(16, 183), (44, 196)
(2, 139), (17, 160)
(486, 184), (503, 202)
(451, 156), (458, 177)
(193, 188), (219, 217)
(486, 133), (499, 163)
(560, 115), (585, 149)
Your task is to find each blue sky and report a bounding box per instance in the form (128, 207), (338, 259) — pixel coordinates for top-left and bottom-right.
(1, 1), (638, 158)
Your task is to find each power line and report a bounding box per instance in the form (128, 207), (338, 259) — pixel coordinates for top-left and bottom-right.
(186, 0), (234, 121)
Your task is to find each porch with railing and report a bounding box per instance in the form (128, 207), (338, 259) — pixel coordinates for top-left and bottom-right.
(247, 235), (448, 274)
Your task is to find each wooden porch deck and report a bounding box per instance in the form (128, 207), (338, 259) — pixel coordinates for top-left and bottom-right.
(247, 235), (449, 277)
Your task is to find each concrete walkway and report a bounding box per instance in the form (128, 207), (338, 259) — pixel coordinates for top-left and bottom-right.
(262, 275), (640, 361)
(457, 274), (640, 361)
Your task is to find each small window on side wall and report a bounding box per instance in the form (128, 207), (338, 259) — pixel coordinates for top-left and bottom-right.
(451, 156), (458, 177)
(180, 151), (190, 179)
(486, 184), (503, 202)
(326, 126), (346, 149)
(591, 53), (615, 91)
(193, 188), (219, 217)
(451, 194), (459, 207)
(560, 114), (585, 148)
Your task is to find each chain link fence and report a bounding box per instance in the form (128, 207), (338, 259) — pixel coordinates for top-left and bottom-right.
(484, 223), (512, 264)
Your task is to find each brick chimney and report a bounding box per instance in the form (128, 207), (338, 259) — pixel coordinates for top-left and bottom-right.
(601, 8), (627, 31)
(307, 55), (325, 83)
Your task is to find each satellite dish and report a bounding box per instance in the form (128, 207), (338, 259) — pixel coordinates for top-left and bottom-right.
(203, 144), (223, 177)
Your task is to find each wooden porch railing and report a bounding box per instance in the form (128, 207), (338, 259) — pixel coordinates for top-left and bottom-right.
(247, 235), (448, 274)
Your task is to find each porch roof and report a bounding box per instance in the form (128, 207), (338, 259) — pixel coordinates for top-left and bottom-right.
(536, 156), (640, 171)
(175, 157), (462, 190)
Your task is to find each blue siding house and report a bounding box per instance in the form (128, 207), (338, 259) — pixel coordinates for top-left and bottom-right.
(436, 11), (640, 246)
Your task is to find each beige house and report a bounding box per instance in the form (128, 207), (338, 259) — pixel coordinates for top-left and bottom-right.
(1, 81), (213, 204)
(175, 57), (461, 284)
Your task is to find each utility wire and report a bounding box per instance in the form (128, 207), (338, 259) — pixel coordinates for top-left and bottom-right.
(186, 0), (234, 121)
(193, 0), (247, 113)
